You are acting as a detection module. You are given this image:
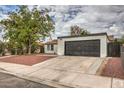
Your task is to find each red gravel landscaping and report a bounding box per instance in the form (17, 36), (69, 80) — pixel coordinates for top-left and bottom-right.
(101, 57), (124, 79)
(0, 55), (56, 66)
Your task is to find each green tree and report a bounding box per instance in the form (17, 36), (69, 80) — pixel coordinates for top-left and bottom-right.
(119, 35), (124, 44)
(0, 5), (54, 54)
(0, 40), (5, 56)
(70, 25), (90, 36)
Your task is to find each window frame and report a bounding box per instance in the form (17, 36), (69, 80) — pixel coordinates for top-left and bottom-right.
(47, 44), (54, 51)
(51, 44), (54, 51)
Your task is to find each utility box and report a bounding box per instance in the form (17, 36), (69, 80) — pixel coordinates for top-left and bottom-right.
(121, 46), (124, 69)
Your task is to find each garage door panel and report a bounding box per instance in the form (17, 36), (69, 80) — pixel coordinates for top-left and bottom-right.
(65, 40), (100, 57)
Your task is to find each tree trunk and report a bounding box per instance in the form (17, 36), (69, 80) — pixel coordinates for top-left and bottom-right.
(28, 44), (31, 54)
(23, 47), (26, 55)
(49, 33), (52, 40)
(15, 48), (17, 55)
(28, 37), (32, 55)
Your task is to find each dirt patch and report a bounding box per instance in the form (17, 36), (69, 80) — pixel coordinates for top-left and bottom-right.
(0, 55), (56, 66)
(101, 57), (124, 79)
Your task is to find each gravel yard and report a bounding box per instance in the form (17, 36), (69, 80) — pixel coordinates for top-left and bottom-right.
(101, 58), (124, 79)
(0, 55), (56, 66)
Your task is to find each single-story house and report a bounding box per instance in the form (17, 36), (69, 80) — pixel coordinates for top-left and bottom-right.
(34, 41), (44, 53)
(44, 40), (57, 54)
(44, 33), (120, 57)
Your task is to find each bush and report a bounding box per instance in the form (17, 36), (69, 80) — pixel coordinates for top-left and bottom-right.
(10, 49), (16, 55)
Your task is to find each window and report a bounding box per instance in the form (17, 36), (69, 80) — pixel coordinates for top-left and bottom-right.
(47, 44), (54, 51)
(51, 45), (54, 51)
(47, 45), (50, 51)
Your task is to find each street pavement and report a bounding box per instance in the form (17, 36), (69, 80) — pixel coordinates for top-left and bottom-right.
(0, 72), (54, 88)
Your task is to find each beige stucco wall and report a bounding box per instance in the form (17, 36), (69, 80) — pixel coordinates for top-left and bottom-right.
(57, 35), (108, 57)
(44, 44), (57, 54)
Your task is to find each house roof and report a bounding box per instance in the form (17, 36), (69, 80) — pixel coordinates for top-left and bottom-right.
(108, 35), (115, 41)
(58, 32), (107, 38)
(58, 32), (113, 41)
(36, 41), (44, 46)
(44, 40), (57, 45)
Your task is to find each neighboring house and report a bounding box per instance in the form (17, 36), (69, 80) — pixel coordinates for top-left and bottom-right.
(35, 41), (44, 53)
(44, 32), (120, 57)
(108, 35), (115, 42)
(44, 40), (57, 54)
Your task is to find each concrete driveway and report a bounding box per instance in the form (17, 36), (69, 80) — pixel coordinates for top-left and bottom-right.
(33, 56), (105, 75)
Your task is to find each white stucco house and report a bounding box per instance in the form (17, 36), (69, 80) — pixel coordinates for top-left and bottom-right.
(44, 40), (58, 54)
(44, 33), (119, 57)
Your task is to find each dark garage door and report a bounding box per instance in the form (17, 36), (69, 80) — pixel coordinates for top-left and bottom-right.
(65, 40), (100, 57)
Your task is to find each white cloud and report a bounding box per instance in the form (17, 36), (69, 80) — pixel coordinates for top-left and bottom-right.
(1, 5), (124, 40)
(47, 5), (124, 38)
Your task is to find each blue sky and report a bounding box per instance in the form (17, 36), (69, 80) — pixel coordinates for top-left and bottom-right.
(0, 5), (124, 40)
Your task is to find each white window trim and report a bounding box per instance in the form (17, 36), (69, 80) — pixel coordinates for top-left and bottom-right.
(47, 44), (54, 51)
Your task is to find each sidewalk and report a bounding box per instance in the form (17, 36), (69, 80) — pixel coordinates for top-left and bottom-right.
(0, 61), (124, 88)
